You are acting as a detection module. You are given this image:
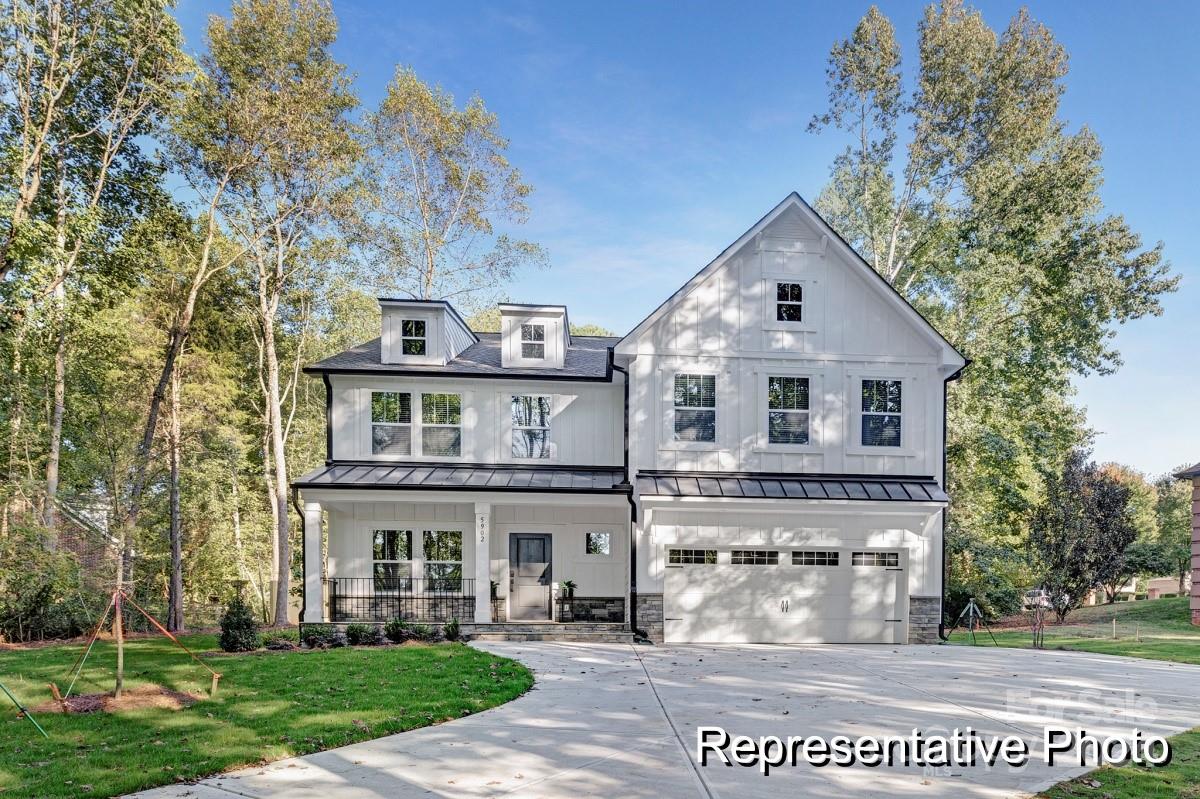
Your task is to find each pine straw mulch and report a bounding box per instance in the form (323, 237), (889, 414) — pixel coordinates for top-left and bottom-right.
(33, 684), (202, 714)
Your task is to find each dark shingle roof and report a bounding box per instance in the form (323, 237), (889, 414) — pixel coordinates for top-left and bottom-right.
(1175, 462), (1200, 480)
(636, 470), (949, 503)
(305, 333), (616, 380)
(294, 463), (630, 493)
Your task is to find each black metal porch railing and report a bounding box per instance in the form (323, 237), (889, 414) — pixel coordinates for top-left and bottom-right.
(325, 578), (475, 623)
(554, 596), (626, 623)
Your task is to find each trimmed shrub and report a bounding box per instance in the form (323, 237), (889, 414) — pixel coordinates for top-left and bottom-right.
(302, 623), (346, 648)
(443, 617), (461, 641)
(345, 623), (373, 645)
(219, 595), (261, 652)
(409, 623), (443, 642)
(384, 618), (412, 643)
(262, 629), (299, 650)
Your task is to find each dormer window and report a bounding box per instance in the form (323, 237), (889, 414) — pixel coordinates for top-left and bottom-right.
(521, 324), (545, 359)
(776, 282), (803, 322)
(401, 320), (426, 356)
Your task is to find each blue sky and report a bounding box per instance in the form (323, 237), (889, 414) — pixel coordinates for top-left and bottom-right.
(176, 0), (1199, 477)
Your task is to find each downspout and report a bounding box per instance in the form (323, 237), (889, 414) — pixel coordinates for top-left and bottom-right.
(611, 356), (640, 637)
(938, 362), (968, 642)
(322, 373), (333, 465)
(291, 486), (306, 630)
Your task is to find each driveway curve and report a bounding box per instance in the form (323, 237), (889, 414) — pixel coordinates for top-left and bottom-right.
(129, 643), (1200, 799)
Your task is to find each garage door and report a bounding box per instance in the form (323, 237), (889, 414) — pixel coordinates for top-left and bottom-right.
(663, 547), (907, 644)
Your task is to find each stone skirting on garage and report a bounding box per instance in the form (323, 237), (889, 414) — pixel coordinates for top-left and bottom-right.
(635, 593), (664, 643)
(909, 595), (942, 643)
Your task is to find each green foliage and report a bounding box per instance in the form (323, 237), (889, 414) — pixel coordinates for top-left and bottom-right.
(408, 623), (442, 642)
(443, 617), (461, 642)
(301, 623), (346, 648)
(218, 594), (260, 652)
(0, 524), (97, 642)
(1155, 471), (1194, 589)
(810, 2), (1179, 552)
(0, 633), (534, 798)
(383, 618), (411, 642)
(345, 623), (386, 645)
(261, 628), (299, 649)
(945, 535), (1027, 621)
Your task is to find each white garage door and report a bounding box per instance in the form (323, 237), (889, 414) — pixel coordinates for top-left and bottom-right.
(663, 548), (907, 644)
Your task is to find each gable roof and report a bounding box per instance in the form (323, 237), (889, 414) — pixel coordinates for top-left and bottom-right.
(614, 192), (967, 369)
(1175, 462), (1200, 480)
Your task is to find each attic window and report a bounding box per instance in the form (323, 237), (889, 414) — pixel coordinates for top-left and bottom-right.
(776, 282), (803, 322)
(521, 324), (545, 359)
(401, 320), (426, 356)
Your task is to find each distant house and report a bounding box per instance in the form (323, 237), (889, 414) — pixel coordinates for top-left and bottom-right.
(292, 194), (967, 644)
(1175, 462), (1200, 625)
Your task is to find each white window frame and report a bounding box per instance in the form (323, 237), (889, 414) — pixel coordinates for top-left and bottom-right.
(519, 323), (546, 361)
(422, 529), (464, 591)
(761, 276), (819, 332)
(766, 374), (811, 447)
(400, 319), (427, 357)
(584, 530), (612, 557)
(667, 548), (718, 565)
(420, 392), (463, 457)
(846, 373), (916, 456)
(510, 394), (553, 460)
(369, 390), (413, 456)
(851, 551), (900, 568)
(754, 368), (820, 452)
(371, 528), (413, 591)
(774, 281), (804, 323)
(664, 370), (719, 450)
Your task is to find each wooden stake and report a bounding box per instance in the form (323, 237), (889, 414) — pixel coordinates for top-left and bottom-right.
(210, 673), (221, 696)
(1136, 624), (1141, 643)
(1112, 617), (1117, 640)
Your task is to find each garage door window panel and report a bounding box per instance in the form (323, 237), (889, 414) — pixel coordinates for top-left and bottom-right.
(852, 551), (899, 567)
(731, 550), (779, 565)
(668, 548), (717, 565)
(793, 550), (839, 566)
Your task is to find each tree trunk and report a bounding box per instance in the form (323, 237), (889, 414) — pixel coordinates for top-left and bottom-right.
(262, 309), (292, 627)
(2, 323), (28, 541)
(167, 368), (184, 632)
(44, 173), (69, 533)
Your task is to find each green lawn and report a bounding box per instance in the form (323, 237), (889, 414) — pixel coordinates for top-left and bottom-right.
(1041, 728), (1200, 799)
(947, 597), (1200, 665)
(0, 634), (533, 799)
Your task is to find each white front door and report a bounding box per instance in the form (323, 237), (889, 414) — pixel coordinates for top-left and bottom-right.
(509, 533), (552, 621)
(663, 548), (907, 644)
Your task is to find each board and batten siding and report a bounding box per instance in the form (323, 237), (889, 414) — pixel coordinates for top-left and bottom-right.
(328, 374), (623, 466)
(622, 203), (947, 478)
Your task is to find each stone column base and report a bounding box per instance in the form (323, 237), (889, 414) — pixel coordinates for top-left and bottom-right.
(909, 595), (942, 644)
(636, 593), (664, 643)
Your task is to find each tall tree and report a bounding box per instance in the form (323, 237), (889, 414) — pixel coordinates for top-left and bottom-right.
(342, 67), (545, 308)
(809, 2), (1178, 550)
(1155, 471), (1194, 594)
(213, 0), (357, 626)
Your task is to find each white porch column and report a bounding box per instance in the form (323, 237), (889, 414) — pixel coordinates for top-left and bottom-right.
(474, 502), (492, 623)
(302, 501), (325, 623)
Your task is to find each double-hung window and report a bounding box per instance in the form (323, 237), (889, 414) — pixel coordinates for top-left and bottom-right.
(521, 324), (545, 359)
(422, 393), (462, 456)
(767, 376), (810, 445)
(371, 391), (412, 455)
(861, 379), (902, 447)
(512, 395), (551, 458)
(776, 282), (803, 322)
(373, 529), (412, 590)
(673, 373), (716, 442)
(423, 530), (463, 591)
(401, 320), (426, 356)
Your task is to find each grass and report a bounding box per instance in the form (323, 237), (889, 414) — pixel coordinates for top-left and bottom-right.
(947, 597), (1200, 665)
(0, 634), (533, 798)
(1041, 728), (1200, 799)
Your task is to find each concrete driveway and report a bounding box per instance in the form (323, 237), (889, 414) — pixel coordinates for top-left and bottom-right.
(131, 642), (1200, 799)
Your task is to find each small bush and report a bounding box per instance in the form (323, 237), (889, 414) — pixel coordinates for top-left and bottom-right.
(262, 629), (299, 650)
(384, 618), (412, 643)
(302, 623), (344, 648)
(409, 623), (443, 642)
(443, 617), (461, 641)
(345, 623), (372, 645)
(219, 595), (261, 652)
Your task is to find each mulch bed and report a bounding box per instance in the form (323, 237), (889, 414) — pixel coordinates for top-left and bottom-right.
(33, 684), (201, 714)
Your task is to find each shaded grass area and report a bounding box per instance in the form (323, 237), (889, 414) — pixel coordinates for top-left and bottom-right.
(1042, 728), (1200, 799)
(948, 597), (1200, 665)
(0, 634), (533, 798)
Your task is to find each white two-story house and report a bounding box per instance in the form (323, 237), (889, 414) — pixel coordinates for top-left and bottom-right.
(293, 193), (967, 644)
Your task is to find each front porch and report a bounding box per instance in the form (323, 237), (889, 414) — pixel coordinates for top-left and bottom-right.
(295, 471), (633, 631)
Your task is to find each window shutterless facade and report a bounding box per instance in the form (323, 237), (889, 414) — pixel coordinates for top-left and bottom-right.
(852, 551), (899, 567)
(668, 548), (717, 565)
(767, 375), (810, 445)
(421, 393), (462, 456)
(520, 323), (545, 359)
(792, 550), (839, 566)
(370, 391), (412, 455)
(512, 395), (551, 458)
(861, 379), (902, 447)
(423, 530), (463, 590)
(372, 529), (413, 590)
(776, 282), (803, 322)
(401, 319), (426, 356)
(585, 531), (611, 555)
(731, 550), (779, 565)
(673, 373), (716, 442)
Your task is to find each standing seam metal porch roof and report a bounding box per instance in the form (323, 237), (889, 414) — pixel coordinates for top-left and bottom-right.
(293, 463), (630, 493)
(636, 471), (949, 503)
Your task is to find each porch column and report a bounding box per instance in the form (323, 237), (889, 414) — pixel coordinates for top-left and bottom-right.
(302, 501), (325, 623)
(474, 502), (492, 623)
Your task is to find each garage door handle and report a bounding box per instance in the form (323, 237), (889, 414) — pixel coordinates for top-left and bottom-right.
(886, 568), (903, 571)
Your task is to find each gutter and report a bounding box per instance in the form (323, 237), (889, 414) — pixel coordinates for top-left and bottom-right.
(611, 356), (641, 639)
(938, 361), (970, 642)
(323, 373), (333, 465)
